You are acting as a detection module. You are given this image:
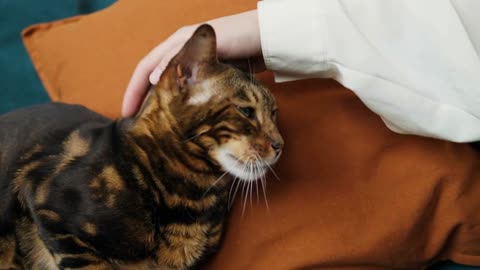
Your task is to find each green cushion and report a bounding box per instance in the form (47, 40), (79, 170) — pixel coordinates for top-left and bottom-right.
(0, 0), (115, 114)
(434, 262), (480, 270)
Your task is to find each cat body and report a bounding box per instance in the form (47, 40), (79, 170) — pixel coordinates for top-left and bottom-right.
(0, 25), (283, 270)
(0, 103), (227, 270)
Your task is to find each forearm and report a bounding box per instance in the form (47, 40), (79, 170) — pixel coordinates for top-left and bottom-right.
(207, 10), (261, 60)
(258, 0), (480, 142)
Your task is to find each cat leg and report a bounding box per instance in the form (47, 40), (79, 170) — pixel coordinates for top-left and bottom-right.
(15, 217), (58, 270)
(54, 256), (114, 270)
(40, 233), (113, 270)
(15, 217), (110, 270)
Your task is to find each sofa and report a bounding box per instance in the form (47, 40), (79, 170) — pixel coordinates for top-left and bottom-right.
(3, 1), (480, 269)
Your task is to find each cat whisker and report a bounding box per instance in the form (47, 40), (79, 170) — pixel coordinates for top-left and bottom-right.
(225, 154), (274, 212)
(253, 157), (261, 204)
(254, 153), (270, 211)
(229, 153), (250, 210)
(254, 155), (270, 211)
(257, 153), (281, 181)
(241, 159), (252, 216)
(182, 133), (202, 142)
(215, 152), (248, 209)
(255, 170), (260, 204)
(228, 176), (238, 209)
(251, 160), (259, 205)
(261, 175), (270, 211)
(240, 174), (247, 200)
(201, 170), (229, 199)
(249, 180), (252, 208)
(249, 161), (255, 209)
(239, 171), (247, 212)
(255, 157), (263, 204)
(228, 176), (241, 209)
(241, 181), (247, 216)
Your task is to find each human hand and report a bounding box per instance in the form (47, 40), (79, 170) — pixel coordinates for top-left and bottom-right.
(122, 10), (265, 117)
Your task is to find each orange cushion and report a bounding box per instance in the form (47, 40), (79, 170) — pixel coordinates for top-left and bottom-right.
(22, 0), (480, 269)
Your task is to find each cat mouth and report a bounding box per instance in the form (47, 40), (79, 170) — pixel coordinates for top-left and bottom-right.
(227, 154), (246, 165)
(217, 152), (267, 182)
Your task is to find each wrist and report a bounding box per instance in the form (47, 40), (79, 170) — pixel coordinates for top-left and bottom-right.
(208, 10), (261, 60)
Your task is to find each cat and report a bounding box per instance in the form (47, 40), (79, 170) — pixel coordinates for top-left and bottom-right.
(0, 24), (283, 270)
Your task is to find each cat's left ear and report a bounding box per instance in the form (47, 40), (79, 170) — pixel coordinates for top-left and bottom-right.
(169, 24), (218, 89)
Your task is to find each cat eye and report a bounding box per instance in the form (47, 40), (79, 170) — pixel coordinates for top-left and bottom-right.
(236, 106), (256, 119)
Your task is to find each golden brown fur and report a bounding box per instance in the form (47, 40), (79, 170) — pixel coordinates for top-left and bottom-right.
(0, 25), (283, 269)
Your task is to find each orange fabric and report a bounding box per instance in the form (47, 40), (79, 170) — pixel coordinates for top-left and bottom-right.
(22, 0), (480, 269)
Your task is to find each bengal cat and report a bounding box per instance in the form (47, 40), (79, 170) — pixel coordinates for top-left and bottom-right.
(0, 25), (283, 269)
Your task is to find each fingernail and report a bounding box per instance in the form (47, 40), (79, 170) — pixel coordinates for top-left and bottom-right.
(149, 68), (161, 85)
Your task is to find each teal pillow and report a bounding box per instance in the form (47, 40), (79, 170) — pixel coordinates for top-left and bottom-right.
(433, 262), (479, 270)
(0, 0), (114, 114)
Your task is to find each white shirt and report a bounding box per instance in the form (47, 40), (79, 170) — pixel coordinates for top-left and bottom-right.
(257, 0), (480, 142)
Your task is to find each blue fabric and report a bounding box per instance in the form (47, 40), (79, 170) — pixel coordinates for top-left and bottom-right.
(0, 0), (115, 114)
(433, 262), (480, 270)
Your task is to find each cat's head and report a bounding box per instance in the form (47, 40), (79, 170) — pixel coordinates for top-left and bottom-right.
(138, 25), (283, 182)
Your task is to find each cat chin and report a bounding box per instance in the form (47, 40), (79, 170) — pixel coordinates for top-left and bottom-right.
(215, 150), (267, 182)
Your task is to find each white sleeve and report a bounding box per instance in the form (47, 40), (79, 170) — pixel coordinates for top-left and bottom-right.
(258, 0), (480, 142)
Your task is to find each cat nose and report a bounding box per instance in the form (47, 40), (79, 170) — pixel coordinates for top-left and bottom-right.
(271, 141), (284, 154)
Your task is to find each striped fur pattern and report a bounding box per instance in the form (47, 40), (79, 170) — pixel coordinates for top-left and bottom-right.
(0, 25), (283, 269)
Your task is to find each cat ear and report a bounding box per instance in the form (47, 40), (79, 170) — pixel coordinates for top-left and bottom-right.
(170, 24), (218, 88)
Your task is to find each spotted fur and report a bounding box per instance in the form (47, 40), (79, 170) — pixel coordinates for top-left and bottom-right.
(0, 25), (283, 269)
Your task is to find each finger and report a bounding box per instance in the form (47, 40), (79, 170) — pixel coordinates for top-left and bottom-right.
(122, 61), (154, 117)
(142, 26), (195, 75)
(122, 37), (183, 117)
(149, 67), (163, 86)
